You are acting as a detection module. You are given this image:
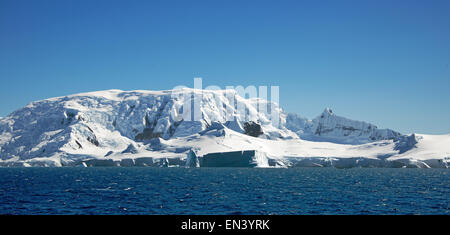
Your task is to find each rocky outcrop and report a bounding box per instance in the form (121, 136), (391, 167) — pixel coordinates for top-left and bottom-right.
(121, 144), (139, 154)
(244, 121), (263, 137)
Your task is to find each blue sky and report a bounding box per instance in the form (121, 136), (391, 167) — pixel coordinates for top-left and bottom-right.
(0, 0), (449, 134)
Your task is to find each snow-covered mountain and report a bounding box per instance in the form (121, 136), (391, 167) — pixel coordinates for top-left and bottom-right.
(0, 89), (448, 168)
(0, 89), (293, 163)
(286, 108), (402, 144)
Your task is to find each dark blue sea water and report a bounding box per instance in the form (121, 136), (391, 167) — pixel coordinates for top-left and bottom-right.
(0, 167), (448, 215)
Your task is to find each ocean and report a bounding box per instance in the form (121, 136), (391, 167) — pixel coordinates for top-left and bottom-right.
(0, 167), (448, 215)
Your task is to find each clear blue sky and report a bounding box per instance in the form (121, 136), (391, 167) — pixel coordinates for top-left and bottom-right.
(1, 0), (449, 134)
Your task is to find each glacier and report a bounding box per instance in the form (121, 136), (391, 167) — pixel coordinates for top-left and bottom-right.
(0, 89), (449, 168)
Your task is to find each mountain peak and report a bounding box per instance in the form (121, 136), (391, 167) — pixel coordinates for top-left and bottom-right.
(321, 107), (334, 117)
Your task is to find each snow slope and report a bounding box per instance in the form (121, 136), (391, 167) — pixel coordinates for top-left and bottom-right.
(393, 134), (450, 161)
(0, 89), (448, 168)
